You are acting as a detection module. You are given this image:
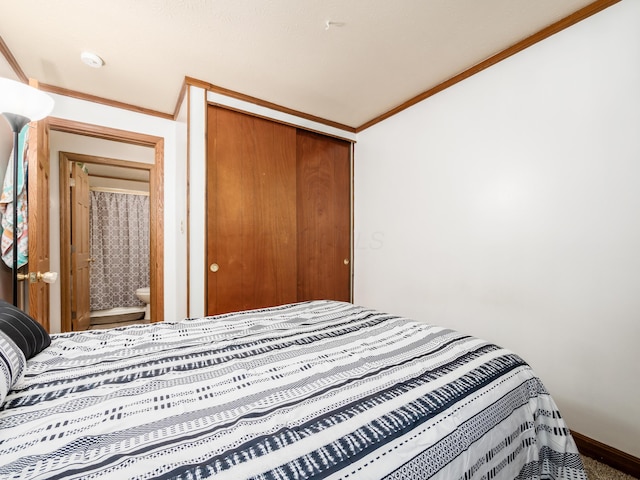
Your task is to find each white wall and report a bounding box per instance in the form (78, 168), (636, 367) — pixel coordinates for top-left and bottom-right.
(173, 92), (189, 320)
(188, 86), (207, 318)
(354, 0), (640, 457)
(49, 93), (188, 326)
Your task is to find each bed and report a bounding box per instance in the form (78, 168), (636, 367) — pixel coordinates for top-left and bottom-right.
(0, 300), (585, 479)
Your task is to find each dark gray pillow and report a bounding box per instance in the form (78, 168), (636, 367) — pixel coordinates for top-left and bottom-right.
(0, 300), (51, 359)
(0, 330), (25, 406)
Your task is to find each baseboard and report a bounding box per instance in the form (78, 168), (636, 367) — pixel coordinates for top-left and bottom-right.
(572, 430), (640, 478)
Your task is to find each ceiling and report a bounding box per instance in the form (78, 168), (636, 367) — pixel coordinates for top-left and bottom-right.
(0, 0), (604, 129)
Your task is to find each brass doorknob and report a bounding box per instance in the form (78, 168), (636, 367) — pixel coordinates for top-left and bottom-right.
(210, 263), (219, 273)
(343, 258), (350, 265)
(17, 271), (58, 284)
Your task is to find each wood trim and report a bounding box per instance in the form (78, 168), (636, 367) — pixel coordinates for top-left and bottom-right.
(62, 151), (153, 170)
(572, 431), (640, 478)
(38, 83), (174, 121)
(58, 153), (72, 333)
(151, 139), (164, 322)
(0, 35), (27, 83)
(185, 85), (192, 317)
(208, 102), (356, 144)
(173, 78), (189, 120)
(185, 76), (356, 134)
(356, 0), (623, 132)
(201, 90), (209, 316)
(89, 186), (149, 195)
(48, 117), (165, 324)
(349, 142), (355, 303)
(87, 175), (149, 185)
(47, 117), (163, 147)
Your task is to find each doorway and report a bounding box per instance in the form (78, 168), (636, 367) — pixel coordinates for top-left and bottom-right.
(46, 117), (164, 333)
(59, 151), (152, 330)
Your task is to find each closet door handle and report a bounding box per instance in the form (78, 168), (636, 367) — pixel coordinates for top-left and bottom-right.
(210, 263), (219, 273)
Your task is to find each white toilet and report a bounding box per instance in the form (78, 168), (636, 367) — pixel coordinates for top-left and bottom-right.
(135, 287), (151, 320)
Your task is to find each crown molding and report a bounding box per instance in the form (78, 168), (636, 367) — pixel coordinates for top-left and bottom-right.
(38, 83), (174, 120)
(356, 0), (622, 132)
(1, 0), (622, 131)
(185, 77), (356, 133)
(0, 35), (27, 83)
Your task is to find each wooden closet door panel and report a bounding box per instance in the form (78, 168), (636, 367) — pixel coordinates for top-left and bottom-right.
(207, 106), (297, 315)
(296, 130), (351, 302)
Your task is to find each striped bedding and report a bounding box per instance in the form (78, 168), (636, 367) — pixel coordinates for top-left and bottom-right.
(0, 300), (585, 479)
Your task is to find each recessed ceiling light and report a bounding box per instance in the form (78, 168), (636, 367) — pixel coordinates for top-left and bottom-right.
(80, 51), (104, 68)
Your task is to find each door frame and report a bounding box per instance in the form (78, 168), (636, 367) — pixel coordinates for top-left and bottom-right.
(59, 151), (156, 331)
(47, 117), (164, 331)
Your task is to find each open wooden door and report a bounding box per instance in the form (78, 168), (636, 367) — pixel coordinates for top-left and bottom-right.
(26, 118), (51, 331)
(70, 163), (90, 330)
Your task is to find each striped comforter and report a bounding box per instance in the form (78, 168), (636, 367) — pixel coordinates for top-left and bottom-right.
(0, 301), (585, 479)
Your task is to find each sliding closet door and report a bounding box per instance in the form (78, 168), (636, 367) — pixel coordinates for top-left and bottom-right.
(296, 130), (351, 302)
(207, 106), (298, 315)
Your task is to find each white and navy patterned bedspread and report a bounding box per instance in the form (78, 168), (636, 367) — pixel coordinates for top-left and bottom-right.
(0, 301), (585, 479)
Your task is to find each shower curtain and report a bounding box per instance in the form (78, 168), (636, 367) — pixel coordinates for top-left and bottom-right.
(89, 191), (150, 311)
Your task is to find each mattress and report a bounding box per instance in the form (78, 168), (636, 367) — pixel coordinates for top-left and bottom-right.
(0, 300), (585, 479)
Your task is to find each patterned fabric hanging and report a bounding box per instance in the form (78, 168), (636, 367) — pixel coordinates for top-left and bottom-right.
(0, 127), (29, 268)
(89, 190), (150, 310)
